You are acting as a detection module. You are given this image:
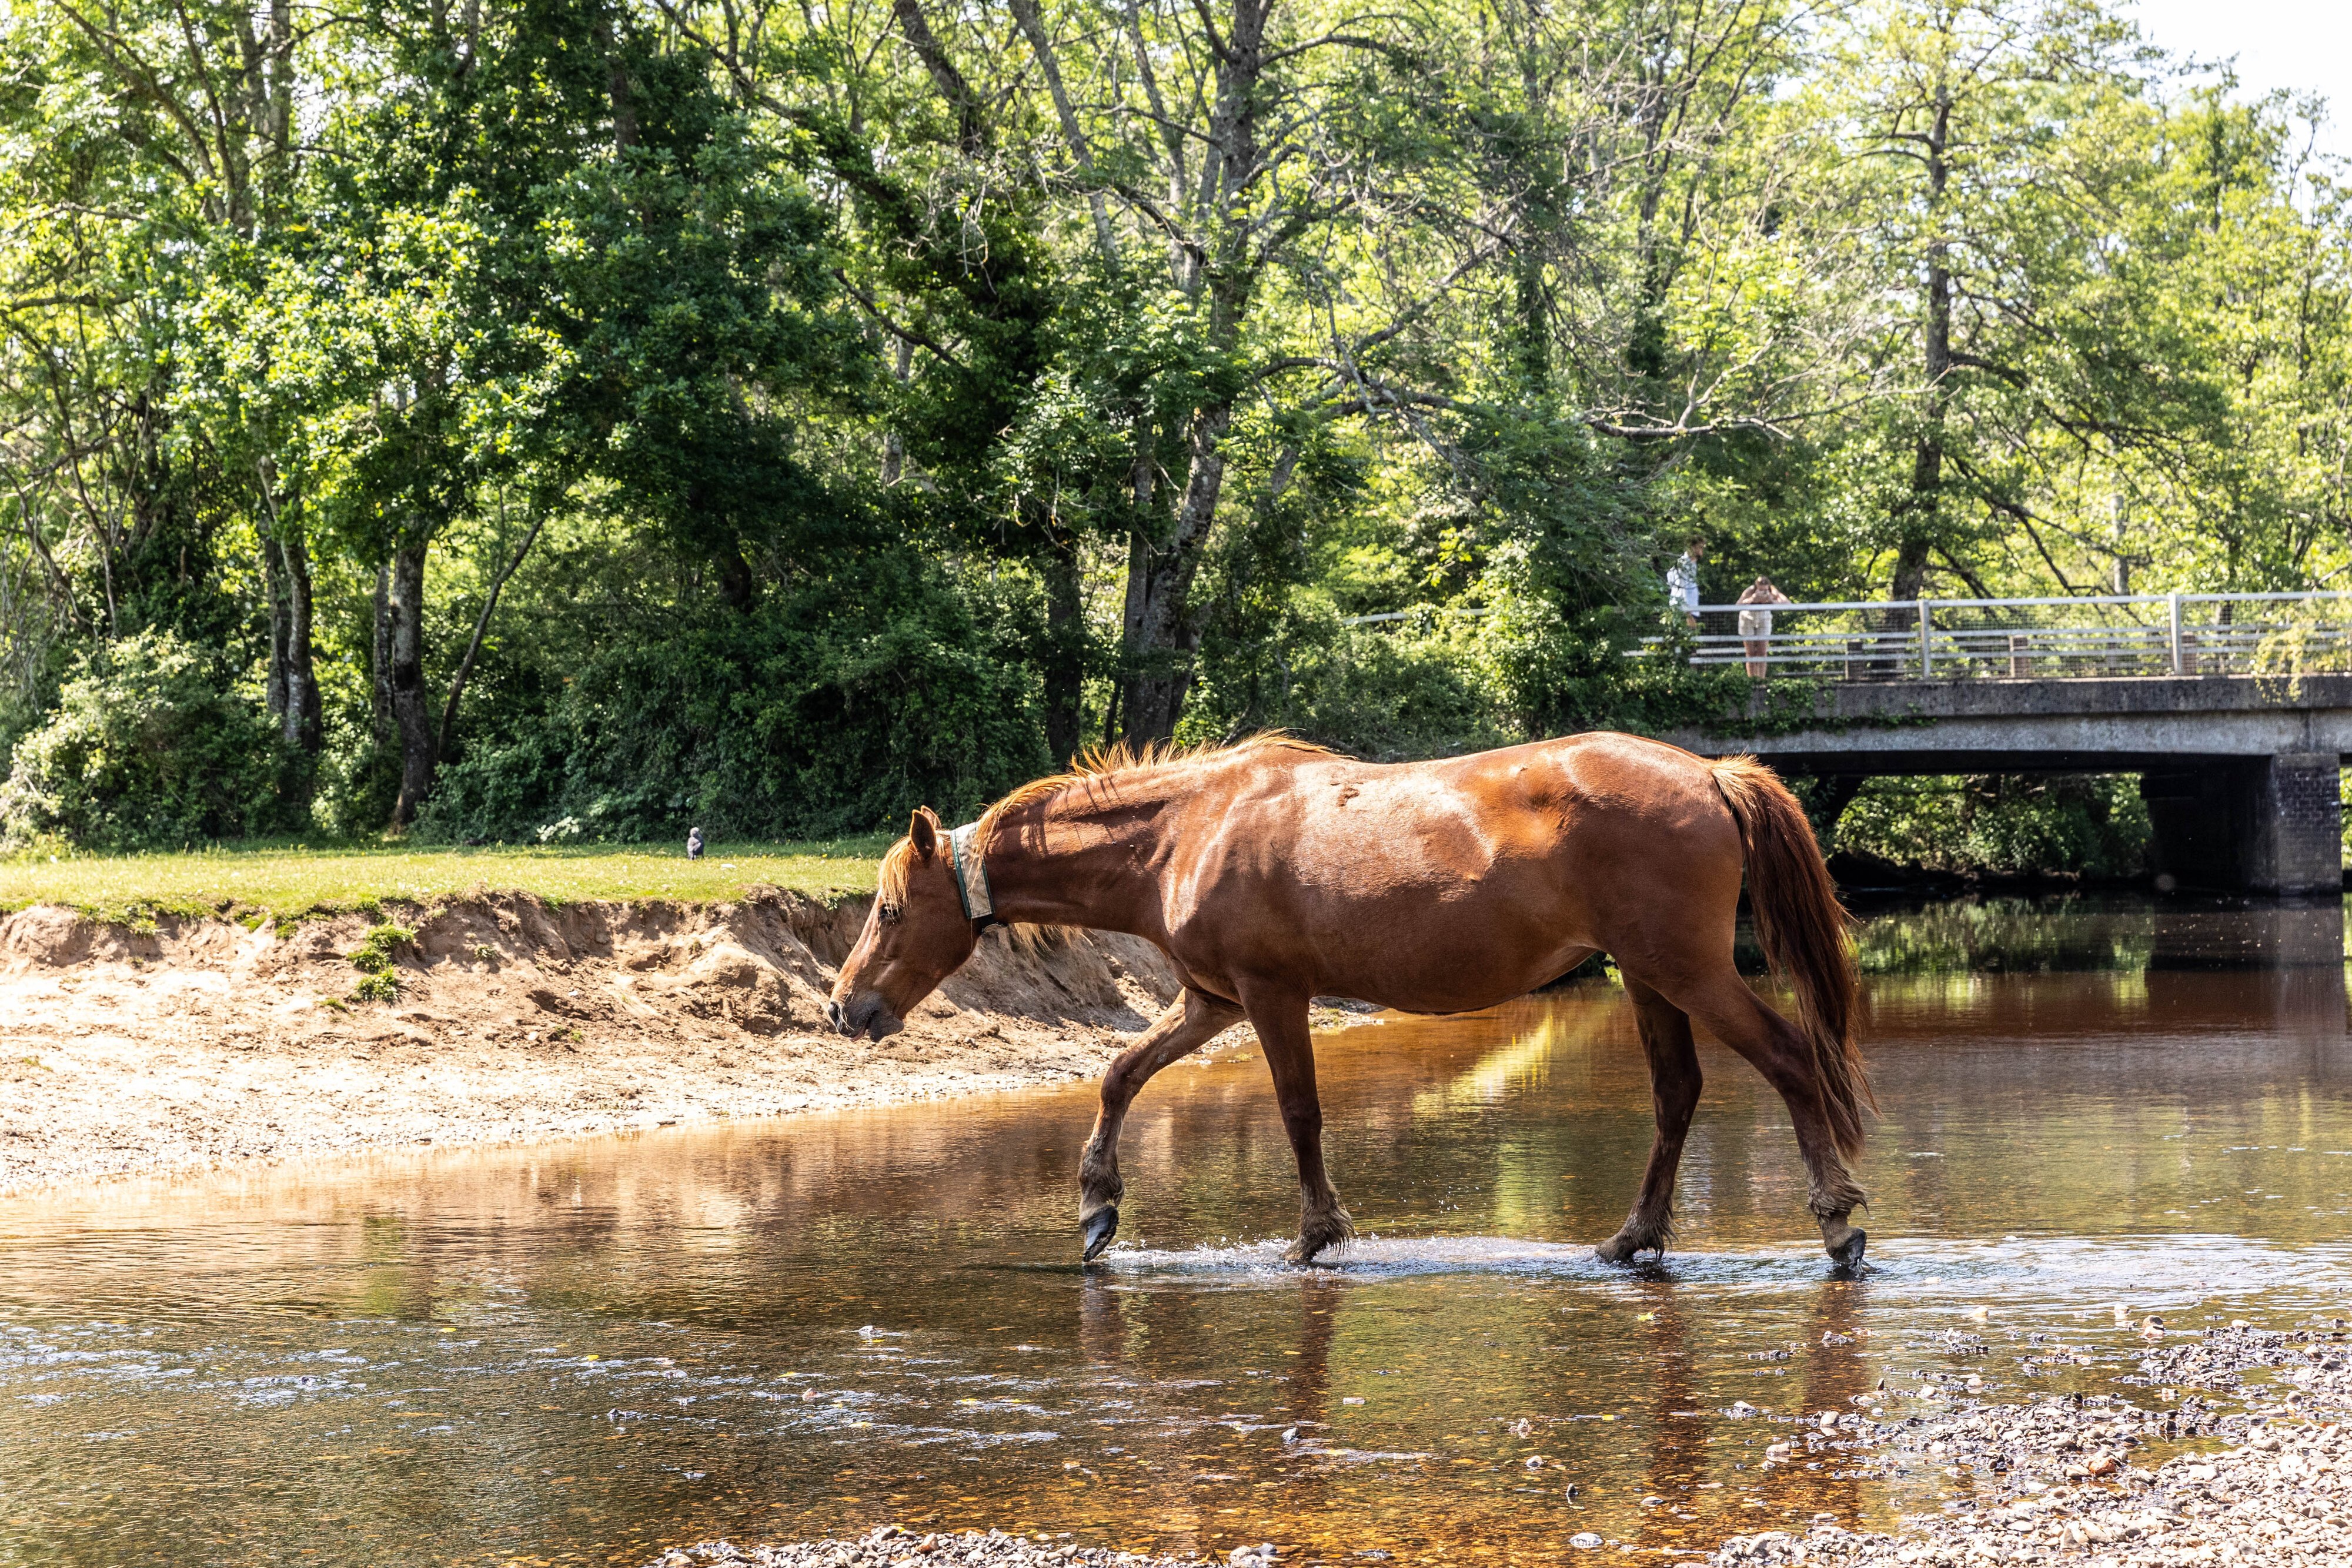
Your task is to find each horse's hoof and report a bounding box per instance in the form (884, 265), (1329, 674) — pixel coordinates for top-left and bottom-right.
(1285, 1231), (1348, 1266)
(1595, 1235), (1637, 1265)
(1826, 1227), (1867, 1269)
(1081, 1206), (1119, 1261)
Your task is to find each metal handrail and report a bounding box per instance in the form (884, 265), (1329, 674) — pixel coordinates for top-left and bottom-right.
(1339, 589), (2352, 681)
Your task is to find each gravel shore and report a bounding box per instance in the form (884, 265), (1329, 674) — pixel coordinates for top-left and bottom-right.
(1711, 1323), (2352, 1567)
(650, 1528), (1203, 1568)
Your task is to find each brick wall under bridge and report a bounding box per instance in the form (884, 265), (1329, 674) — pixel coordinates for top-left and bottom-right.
(1656, 674), (2352, 895)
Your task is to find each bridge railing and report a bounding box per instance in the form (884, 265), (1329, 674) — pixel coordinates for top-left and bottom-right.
(1651, 590), (2352, 680)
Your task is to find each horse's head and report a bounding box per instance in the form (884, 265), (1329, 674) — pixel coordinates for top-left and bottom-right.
(826, 808), (981, 1040)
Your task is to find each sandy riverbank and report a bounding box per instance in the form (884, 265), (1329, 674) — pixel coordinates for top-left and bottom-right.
(0, 891), (1244, 1196)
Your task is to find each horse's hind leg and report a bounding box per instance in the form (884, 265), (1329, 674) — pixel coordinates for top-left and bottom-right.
(1079, 987), (1242, 1260)
(1674, 969), (1868, 1266)
(1241, 987), (1354, 1265)
(1596, 976), (1702, 1265)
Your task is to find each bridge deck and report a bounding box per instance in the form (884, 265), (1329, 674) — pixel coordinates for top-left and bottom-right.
(1659, 673), (2352, 774)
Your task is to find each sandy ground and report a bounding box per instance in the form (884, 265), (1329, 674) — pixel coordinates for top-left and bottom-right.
(0, 891), (1221, 1196)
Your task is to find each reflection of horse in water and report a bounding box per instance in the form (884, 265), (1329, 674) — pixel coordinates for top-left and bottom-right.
(827, 734), (1872, 1266)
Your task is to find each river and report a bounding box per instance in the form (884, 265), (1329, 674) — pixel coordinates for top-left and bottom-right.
(4, 897), (2350, 1566)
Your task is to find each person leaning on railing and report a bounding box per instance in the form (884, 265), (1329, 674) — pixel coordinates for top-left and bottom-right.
(1666, 535), (1706, 627)
(1736, 576), (1795, 678)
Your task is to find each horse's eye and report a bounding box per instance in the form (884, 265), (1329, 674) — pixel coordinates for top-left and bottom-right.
(877, 903), (903, 925)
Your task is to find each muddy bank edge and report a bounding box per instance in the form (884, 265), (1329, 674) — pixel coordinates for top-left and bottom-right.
(0, 890), (1208, 1195)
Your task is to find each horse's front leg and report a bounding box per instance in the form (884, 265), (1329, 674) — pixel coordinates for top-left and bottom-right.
(1079, 987), (1242, 1260)
(1597, 975), (1702, 1265)
(1241, 987), (1354, 1265)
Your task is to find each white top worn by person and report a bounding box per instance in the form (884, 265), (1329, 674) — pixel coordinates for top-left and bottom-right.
(1665, 537), (1706, 623)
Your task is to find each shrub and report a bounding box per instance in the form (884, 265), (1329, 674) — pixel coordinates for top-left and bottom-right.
(0, 630), (305, 851)
(417, 558), (1049, 842)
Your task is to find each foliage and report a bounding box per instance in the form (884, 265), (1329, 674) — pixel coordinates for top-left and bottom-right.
(415, 556), (1048, 842)
(1, 0), (2348, 883)
(1830, 774), (2152, 880)
(0, 631), (302, 851)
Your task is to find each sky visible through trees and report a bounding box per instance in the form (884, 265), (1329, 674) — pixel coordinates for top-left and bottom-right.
(0, 1), (2346, 857)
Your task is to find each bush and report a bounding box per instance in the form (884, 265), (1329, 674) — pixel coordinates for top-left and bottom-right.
(417, 558), (1050, 842)
(0, 630), (306, 851)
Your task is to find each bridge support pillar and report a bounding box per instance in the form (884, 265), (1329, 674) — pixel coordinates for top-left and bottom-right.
(2141, 753), (2343, 894)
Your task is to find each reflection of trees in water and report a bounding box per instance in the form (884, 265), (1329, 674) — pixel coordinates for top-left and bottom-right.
(1843, 896), (2159, 975)
(1842, 894), (2350, 992)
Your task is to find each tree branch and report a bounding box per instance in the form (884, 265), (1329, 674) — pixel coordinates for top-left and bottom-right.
(833, 270), (967, 370)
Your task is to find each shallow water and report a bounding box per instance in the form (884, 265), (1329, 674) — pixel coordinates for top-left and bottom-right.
(6, 897), (2352, 1567)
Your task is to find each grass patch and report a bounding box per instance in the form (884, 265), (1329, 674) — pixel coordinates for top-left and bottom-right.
(350, 922), (417, 974)
(0, 836), (891, 924)
(349, 970), (403, 1005)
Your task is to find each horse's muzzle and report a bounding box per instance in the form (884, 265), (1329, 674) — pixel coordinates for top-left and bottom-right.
(827, 994), (901, 1041)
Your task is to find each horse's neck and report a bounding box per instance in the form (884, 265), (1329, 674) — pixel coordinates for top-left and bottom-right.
(984, 781), (1175, 937)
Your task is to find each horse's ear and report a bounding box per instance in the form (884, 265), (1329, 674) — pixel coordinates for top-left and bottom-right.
(908, 808), (938, 859)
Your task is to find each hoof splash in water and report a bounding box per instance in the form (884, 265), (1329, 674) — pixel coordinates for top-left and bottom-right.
(1593, 1233), (1666, 1266)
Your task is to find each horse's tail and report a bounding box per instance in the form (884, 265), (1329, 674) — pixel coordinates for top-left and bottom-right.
(1709, 755), (1872, 1159)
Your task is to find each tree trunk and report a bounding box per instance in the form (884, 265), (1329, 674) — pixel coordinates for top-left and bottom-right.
(280, 531), (320, 752)
(1042, 533), (1085, 764)
(1121, 406), (1231, 744)
(1806, 773), (1867, 845)
(385, 541), (437, 826)
(372, 561), (393, 748)
(439, 503), (548, 757)
(1893, 88), (1954, 603)
(1112, 0), (1267, 745)
(718, 547), (758, 613)
(263, 537), (290, 725)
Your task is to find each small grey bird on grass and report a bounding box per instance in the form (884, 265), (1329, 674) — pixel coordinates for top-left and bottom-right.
(687, 827), (705, 861)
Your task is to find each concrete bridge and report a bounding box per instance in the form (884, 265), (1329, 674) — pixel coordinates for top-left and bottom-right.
(1643, 591), (2352, 895)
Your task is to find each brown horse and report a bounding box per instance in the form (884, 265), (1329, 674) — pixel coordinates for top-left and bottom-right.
(826, 733), (1870, 1268)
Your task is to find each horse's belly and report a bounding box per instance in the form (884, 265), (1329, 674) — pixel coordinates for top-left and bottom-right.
(1307, 915), (1586, 1015)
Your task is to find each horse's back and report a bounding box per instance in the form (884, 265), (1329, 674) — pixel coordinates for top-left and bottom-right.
(1159, 733), (1745, 1008)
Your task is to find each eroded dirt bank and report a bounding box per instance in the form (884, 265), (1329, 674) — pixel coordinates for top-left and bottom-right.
(0, 890), (1198, 1195)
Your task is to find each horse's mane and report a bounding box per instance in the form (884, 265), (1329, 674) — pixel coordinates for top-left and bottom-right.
(978, 731), (1333, 844)
(874, 733), (1333, 914)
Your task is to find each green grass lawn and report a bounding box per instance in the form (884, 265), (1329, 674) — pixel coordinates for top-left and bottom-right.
(0, 837), (893, 923)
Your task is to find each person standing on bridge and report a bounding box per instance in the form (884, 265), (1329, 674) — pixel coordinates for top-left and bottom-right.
(1666, 535), (1706, 627)
(1737, 575), (1794, 678)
